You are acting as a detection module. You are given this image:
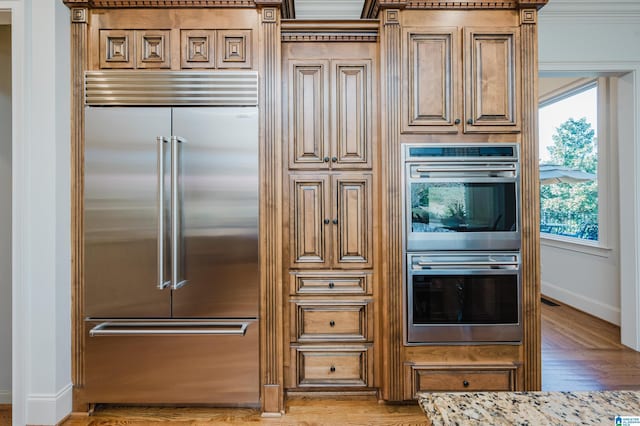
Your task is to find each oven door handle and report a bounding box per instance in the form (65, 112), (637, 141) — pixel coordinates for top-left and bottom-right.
(416, 261), (519, 267)
(414, 164), (517, 173)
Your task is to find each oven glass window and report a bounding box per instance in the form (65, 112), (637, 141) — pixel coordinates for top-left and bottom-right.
(410, 182), (516, 233)
(412, 274), (518, 324)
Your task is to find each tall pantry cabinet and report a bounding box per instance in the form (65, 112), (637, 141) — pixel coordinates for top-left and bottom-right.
(281, 23), (380, 392)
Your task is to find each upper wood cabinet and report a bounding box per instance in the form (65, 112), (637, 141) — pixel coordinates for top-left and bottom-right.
(402, 26), (520, 134)
(464, 28), (520, 133)
(290, 173), (372, 269)
(288, 60), (372, 170)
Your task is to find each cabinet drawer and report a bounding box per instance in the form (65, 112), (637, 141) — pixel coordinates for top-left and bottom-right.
(290, 272), (371, 295)
(291, 300), (372, 342)
(291, 345), (373, 388)
(405, 364), (517, 399)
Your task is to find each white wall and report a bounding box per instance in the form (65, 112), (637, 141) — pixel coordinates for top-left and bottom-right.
(0, 21), (12, 405)
(539, 0), (640, 349)
(4, 0), (72, 424)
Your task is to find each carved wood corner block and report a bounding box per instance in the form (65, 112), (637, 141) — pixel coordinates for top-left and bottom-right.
(384, 9), (400, 25)
(520, 9), (537, 24)
(71, 8), (87, 23)
(181, 30), (216, 69)
(262, 7), (278, 23)
(137, 31), (171, 69)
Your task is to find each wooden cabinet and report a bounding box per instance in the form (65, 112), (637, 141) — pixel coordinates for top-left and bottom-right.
(290, 299), (373, 343)
(288, 59), (372, 170)
(289, 173), (372, 269)
(283, 37), (377, 394)
(290, 345), (374, 388)
(404, 364), (518, 399)
(290, 272), (371, 296)
(402, 26), (520, 134)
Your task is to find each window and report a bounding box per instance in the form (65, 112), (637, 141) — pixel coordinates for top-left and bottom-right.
(539, 77), (606, 245)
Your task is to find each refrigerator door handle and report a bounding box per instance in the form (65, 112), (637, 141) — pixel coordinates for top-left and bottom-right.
(89, 321), (250, 336)
(157, 136), (170, 290)
(171, 136), (188, 290)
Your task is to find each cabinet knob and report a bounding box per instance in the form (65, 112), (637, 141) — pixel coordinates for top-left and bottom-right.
(329, 320), (335, 327)
(454, 118), (461, 125)
(323, 156), (330, 163)
(332, 219), (338, 225)
(463, 380), (469, 387)
(324, 219), (330, 225)
(331, 157), (338, 163)
(328, 282), (335, 289)
(467, 118), (473, 125)
(330, 366), (336, 373)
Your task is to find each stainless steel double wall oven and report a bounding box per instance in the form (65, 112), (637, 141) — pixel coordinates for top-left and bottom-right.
(403, 144), (522, 344)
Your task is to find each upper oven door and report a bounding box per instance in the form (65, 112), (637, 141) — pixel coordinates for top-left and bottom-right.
(405, 161), (520, 251)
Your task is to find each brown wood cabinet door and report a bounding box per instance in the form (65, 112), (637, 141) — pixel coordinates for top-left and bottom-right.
(332, 60), (372, 168)
(332, 174), (372, 269)
(288, 60), (330, 169)
(464, 27), (520, 133)
(402, 28), (460, 133)
(290, 174), (330, 268)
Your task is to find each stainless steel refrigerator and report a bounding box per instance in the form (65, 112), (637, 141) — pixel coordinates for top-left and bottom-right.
(82, 72), (260, 405)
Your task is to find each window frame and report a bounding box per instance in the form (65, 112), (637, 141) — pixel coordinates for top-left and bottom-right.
(538, 76), (615, 253)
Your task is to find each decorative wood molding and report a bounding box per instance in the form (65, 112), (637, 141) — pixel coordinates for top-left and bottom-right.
(380, 8), (404, 402)
(218, 30), (252, 68)
(70, 10), (88, 412)
(281, 20), (379, 42)
(517, 0), (547, 9)
(257, 4), (284, 415)
(64, 0), (257, 8)
(520, 16), (541, 391)
(181, 30), (216, 69)
(361, 0), (547, 18)
(282, 34), (378, 42)
(520, 8), (537, 24)
(71, 8), (88, 23)
(136, 30), (171, 69)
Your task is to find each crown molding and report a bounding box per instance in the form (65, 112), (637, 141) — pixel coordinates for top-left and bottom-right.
(63, 0), (257, 8)
(361, 0), (547, 18)
(281, 19), (379, 42)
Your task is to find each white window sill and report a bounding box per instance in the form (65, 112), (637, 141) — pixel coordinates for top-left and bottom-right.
(540, 233), (612, 257)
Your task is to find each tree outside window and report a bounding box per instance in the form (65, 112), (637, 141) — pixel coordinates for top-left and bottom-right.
(539, 84), (598, 241)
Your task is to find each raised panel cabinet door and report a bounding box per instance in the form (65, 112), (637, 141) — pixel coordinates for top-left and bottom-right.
(288, 60), (330, 169)
(290, 174), (331, 268)
(332, 174), (372, 269)
(332, 60), (372, 168)
(464, 27), (521, 133)
(402, 28), (460, 133)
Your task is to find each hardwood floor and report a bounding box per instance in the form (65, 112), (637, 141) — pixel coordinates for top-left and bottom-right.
(0, 405), (10, 426)
(2, 301), (639, 425)
(541, 297), (640, 391)
(60, 398), (428, 425)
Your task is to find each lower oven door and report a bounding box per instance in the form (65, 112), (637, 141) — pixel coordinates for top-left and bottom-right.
(406, 252), (522, 344)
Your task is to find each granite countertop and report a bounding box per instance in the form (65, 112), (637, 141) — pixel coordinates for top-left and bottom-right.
(418, 390), (640, 426)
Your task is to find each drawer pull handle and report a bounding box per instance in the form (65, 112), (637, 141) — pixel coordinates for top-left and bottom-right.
(329, 320), (335, 327)
(328, 282), (335, 289)
(463, 380), (469, 387)
(330, 366), (336, 373)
